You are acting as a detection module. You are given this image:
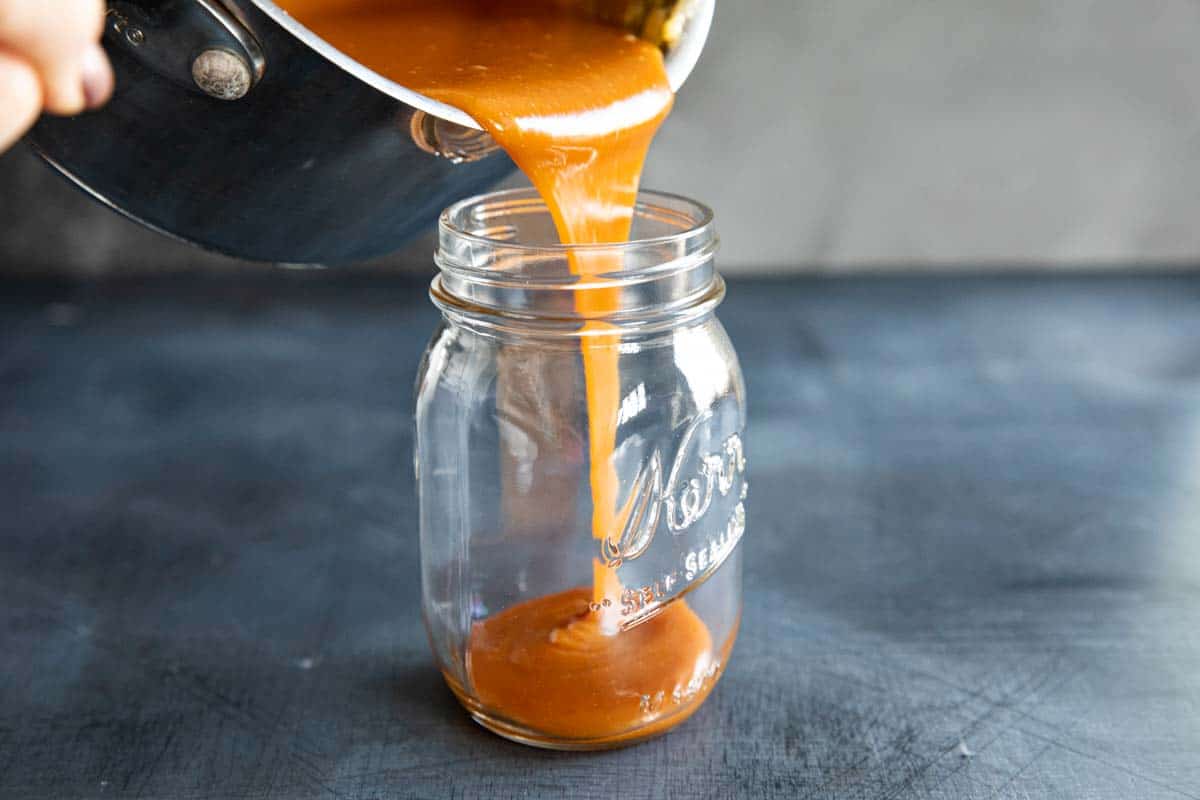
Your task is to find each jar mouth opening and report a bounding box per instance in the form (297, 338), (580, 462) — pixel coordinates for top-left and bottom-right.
(438, 187), (715, 261)
(434, 188), (720, 332)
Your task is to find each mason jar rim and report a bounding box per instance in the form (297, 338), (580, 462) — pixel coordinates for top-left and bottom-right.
(438, 187), (716, 260)
(431, 188), (722, 336)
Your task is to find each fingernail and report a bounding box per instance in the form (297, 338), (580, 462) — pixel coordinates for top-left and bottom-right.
(81, 44), (114, 109)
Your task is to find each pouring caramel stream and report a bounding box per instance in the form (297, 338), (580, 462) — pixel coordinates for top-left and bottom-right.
(278, 0), (725, 744)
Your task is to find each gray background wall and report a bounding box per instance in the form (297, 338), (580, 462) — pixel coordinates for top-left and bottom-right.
(3, 0), (1199, 276)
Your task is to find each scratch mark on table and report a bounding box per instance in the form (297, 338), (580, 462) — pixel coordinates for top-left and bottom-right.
(987, 739), (1053, 799)
(1017, 728), (1200, 800)
(876, 652), (1073, 800)
(131, 725), (176, 799)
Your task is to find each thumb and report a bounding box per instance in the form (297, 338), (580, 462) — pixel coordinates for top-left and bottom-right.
(0, 49), (42, 151)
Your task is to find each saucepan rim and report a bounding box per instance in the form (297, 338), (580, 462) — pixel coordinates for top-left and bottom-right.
(246, 0), (715, 131)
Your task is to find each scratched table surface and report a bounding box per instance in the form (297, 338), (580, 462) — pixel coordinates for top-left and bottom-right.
(3, 272), (1200, 799)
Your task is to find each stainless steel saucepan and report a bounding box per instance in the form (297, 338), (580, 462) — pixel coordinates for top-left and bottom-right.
(27, 0), (714, 265)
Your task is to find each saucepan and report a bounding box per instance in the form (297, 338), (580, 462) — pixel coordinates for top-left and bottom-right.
(26, 0), (715, 264)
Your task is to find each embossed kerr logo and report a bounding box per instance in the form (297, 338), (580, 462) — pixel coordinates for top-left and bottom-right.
(603, 409), (748, 570)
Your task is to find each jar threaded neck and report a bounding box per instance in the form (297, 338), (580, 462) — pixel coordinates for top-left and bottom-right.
(433, 188), (720, 332)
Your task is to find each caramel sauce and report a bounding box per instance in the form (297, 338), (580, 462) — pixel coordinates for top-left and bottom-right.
(465, 587), (735, 744)
(278, 0), (727, 745)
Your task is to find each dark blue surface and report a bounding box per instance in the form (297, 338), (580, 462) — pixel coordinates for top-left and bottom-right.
(3, 273), (1200, 799)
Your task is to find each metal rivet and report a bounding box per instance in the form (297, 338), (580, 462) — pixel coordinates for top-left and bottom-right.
(408, 111), (501, 164)
(191, 49), (252, 101)
(124, 27), (145, 46)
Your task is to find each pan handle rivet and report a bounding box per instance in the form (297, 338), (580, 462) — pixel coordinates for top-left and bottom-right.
(192, 48), (252, 100)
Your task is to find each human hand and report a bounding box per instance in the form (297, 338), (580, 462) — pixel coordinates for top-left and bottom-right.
(0, 0), (113, 152)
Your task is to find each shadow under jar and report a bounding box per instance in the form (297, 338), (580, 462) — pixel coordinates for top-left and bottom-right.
(415, 188), (747, 750)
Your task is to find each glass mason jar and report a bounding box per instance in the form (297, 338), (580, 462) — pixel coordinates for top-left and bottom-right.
(415, 188), (747, 750)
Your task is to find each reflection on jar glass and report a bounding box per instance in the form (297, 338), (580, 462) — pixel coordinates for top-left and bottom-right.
(415, 188), (747, 750)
